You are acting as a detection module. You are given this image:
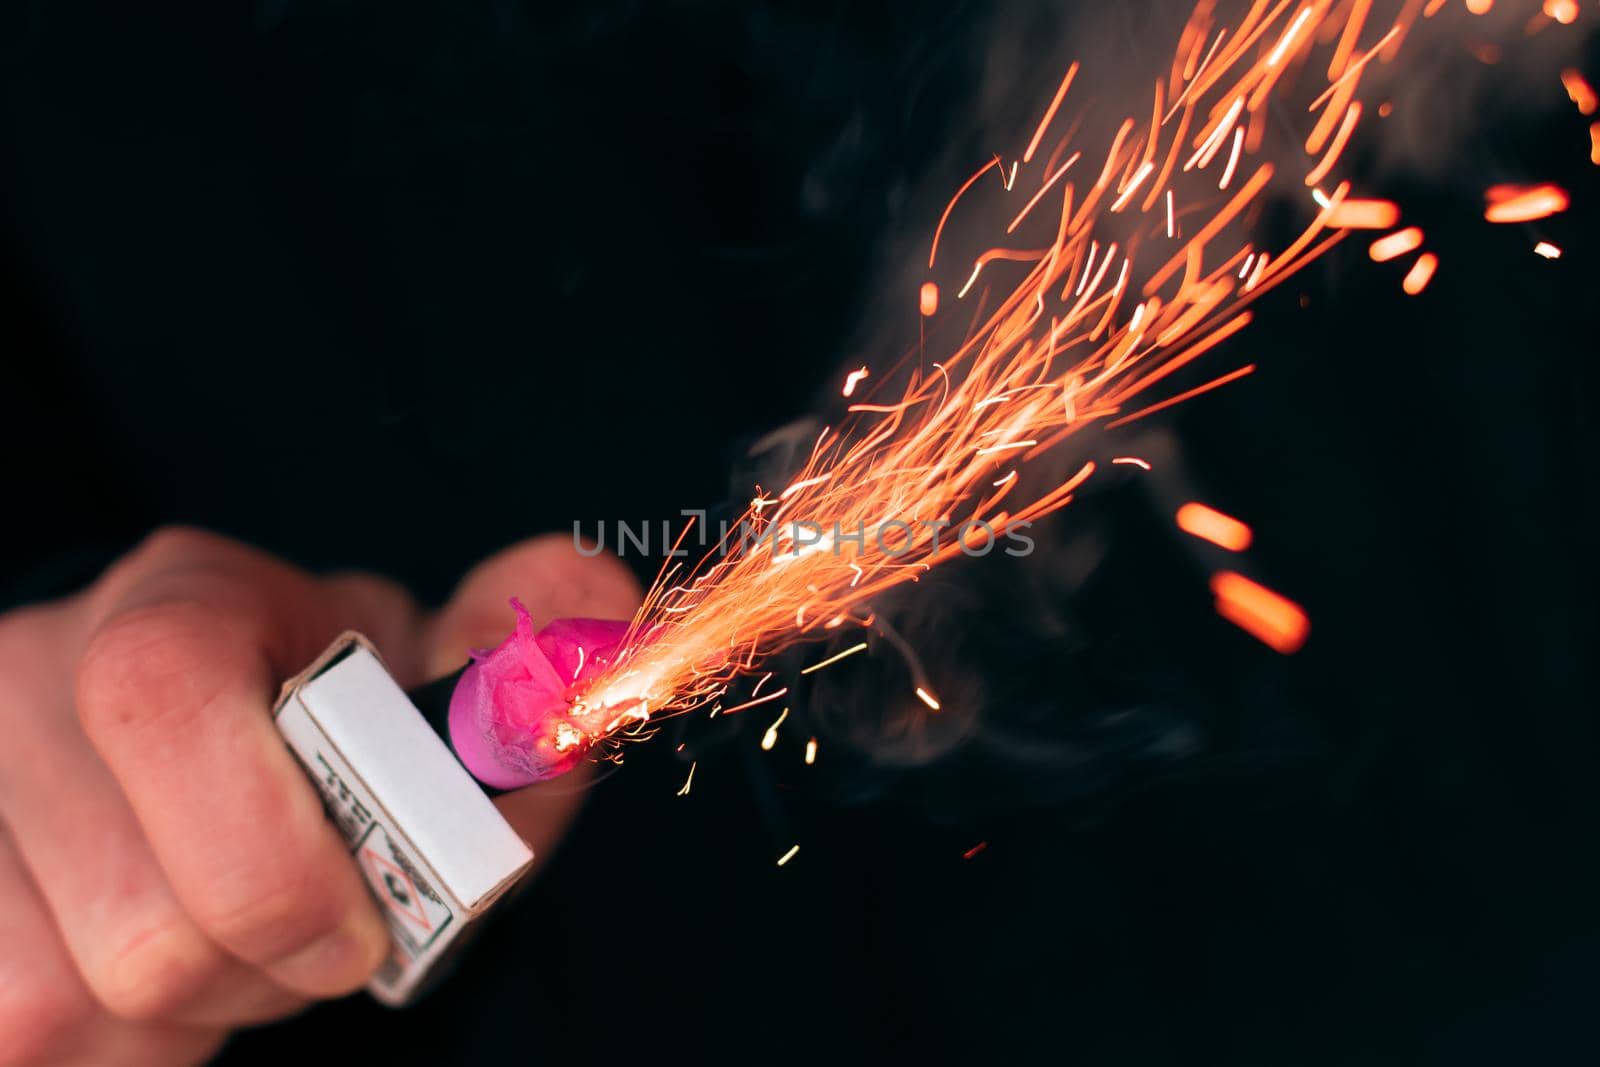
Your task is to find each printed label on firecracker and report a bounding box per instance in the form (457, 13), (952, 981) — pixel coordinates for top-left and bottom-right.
(275, 690), (466, 1005)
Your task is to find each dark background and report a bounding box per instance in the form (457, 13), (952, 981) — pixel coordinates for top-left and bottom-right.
(2, 2), (1598, 1064)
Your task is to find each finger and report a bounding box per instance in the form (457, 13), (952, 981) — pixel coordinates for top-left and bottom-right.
(0, 826), (224, 1067)
(426, 533), (642, 671)
(0, 602), (306, 1026)
(74, 530), (406, 999)
(426, 535), (642, 855)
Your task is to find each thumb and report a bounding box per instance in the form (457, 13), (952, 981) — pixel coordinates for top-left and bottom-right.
(423, 534), (642, 678)
(423, 534), (643, 857)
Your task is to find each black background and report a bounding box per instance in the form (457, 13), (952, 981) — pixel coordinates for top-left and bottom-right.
(2, 3), (1598, 1064)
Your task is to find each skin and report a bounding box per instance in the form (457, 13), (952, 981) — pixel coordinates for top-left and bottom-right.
(0, 528), (641, 1066)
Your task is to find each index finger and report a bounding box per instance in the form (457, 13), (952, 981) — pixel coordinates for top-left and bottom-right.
(74, 529), (410, 998)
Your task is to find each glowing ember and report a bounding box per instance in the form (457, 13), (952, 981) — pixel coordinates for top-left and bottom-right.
(1542, 0), (1577, 26)
(1466, 0), (1494, 13)
(776, 845), (800, 867)
(1211, 571), (1310, 653)
(1534, 241), (1562, 259)
(760, 707), (789, 751)
(920, 281), (940, 317)
(1590, 122), (1600, 165)
(842, 367), (871, 398)
(1328, 198), (1401, 229)
(1370, 226), (1424, 262)
(1484, 183), (1570, 222)
(1401, 252), (1439, 295)
(1562, 69), (1598, 115)
(804, 737), (818, 765)
(1176, 502), (1254, 551)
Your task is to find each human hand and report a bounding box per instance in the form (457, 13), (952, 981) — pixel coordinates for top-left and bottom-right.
(0, 528), (640, 1065)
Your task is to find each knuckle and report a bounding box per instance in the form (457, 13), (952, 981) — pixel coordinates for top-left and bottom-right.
(194, 867), (347, 966)
(75, 598), (242, 737)
(88, 917), (220, 1023)
(0, 981), (89, 1067)
(131, 525), (230, 570)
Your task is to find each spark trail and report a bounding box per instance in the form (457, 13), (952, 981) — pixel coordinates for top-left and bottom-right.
(552, 0), (1575, 757)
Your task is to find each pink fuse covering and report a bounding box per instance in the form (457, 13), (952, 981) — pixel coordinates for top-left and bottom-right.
(447, 599), (631, 790)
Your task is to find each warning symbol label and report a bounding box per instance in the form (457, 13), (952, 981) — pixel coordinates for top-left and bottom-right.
(354, 822), (453, 957)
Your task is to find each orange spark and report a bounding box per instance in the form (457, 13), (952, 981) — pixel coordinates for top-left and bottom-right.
(1328, 198), (1400, 228)
(1369, 226), (1423, 261)
(676, 761), (697, 796)
(1483, 183), (1569, 222)
(760, 707), (789, 751)
(1543, 0), (1577, 25)
(1562, 68), (1598, 115)
(1465, 0), (1493, 13)
(553, 0), (1479, 763)
(1402, 252), (1438, 295)
(1590, 121), (1600, 164)
(1533, 241), (1562, 259)
(842, 367), (871, 397)
(1211, 571), (1310, 653)
(804, 737), (818, 765)
(1176, 502), (1254, 551)
(776, 845), (800, 867)
(1024, 63), (1081, 163)
(1112, 456), (1153, 470)
(800, 642), (869, 674)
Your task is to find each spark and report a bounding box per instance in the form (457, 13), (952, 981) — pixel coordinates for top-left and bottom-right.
(1111, 161), (1156, 211)
(776, 845), (800, 867)
(975, 439), (1039, 456)
(804, 737), (818, 765)
(930, 157), (1000, 268)
(1105, 364), (1258, 429)
(1369, 226), (1424, 262)
(720, 688), (788, 717)
(1112, 456), (1152, 470)
(1484, 183), (1569, 222)
(1534, 241), (1562, 259)
(1211, 571), (1310, 653)
(842, 367), (871, 398)
(963, 841), (990, 860)
(1328, 198), (1400, 229)
(1401, 252), (1438, 295)
(676, 761), (697, 796)
(1562, 69), (1598, 115)
(1023, 63), (1080, 163)
(1466, 0), (1493, 12)
(1543, 0), (1577, 26)
(1592, 122), (1600, 165)
(555, 0), (1524, 767)
(1268, 8), (1315, 69)
(760, 707), (789, 751)
(1176, 502), (1254, 551)
(1007, 153), (1080, 233)
(1218, 127), (1245, 190)
(800, 641), (869, 674)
